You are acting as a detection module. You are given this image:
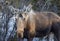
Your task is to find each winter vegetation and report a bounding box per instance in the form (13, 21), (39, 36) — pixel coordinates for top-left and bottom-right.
(0, 0), (60, 41)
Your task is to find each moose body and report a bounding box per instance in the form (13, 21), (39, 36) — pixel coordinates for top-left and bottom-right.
(16, 10), (60, 41)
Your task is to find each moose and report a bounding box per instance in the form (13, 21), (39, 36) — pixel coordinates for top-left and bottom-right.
(16, 9), (60, 41)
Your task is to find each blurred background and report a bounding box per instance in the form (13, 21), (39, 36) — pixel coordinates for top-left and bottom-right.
(0, 0), (60, 41)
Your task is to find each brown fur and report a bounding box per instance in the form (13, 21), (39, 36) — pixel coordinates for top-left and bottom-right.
(16, 11), (60, 41)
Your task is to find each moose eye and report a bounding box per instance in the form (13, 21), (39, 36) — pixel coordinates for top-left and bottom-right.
(19, 14), (23, 17)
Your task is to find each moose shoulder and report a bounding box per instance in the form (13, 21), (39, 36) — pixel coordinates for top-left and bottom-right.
(16, 11), (60, 41)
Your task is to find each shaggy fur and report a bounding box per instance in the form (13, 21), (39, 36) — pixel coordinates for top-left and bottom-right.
(16, 10), (60, 41)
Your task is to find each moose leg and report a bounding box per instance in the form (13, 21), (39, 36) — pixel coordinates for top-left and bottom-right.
(54, 29), (60, 41)
(27, 33), (33, 41)
(52, 23), (60, 41)
(55, 29), (60, 41)
(27, 38), (33, 41)
(58, 30), (60, 41)
(29, 18), (36, 37)
(27, 20), (35, 41)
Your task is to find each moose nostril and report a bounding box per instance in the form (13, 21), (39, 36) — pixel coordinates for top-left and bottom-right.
(18, 33), (21, 38)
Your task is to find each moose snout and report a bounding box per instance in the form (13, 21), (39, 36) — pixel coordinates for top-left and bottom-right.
(17, 30), (24, 38)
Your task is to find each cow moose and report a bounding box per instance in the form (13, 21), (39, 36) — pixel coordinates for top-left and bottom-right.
(16, 9), (60, 41)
